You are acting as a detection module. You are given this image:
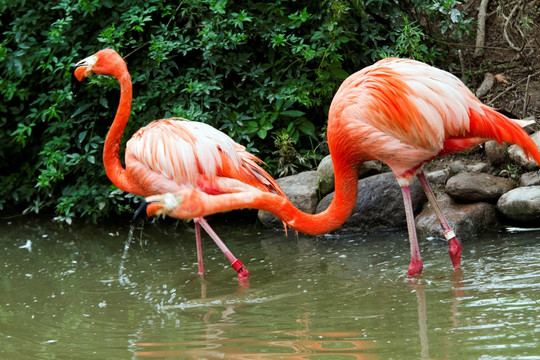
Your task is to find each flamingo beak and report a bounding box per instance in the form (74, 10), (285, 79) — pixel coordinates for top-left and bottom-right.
(71, 55), (97, 94)
(71, 65), (85, 94)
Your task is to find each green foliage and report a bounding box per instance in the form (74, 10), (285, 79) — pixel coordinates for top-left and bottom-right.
(394, 16), (438, 62)
(0, 0), (473, 222)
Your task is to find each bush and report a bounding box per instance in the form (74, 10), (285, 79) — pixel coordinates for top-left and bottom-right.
(0, 0), (473, 223)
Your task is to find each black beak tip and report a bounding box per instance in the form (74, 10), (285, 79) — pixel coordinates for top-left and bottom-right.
(71, 64), (82, 95)
(132, 200), (150, 224)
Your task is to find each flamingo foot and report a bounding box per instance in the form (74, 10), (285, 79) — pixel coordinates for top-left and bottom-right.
(232, 259), (249, 281)
(447, 234), (462, 270)
(408, 259), (424, 277)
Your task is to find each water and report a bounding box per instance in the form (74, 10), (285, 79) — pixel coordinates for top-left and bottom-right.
(1, 216), (539, 359)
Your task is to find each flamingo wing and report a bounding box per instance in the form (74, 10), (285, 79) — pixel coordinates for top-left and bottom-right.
(125, 118), (284, 197)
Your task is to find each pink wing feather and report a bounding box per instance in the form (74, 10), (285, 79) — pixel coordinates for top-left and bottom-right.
(125, 118), (285, 197)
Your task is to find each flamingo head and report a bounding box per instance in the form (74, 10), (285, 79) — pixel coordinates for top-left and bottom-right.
(145, 193), (185, 218)
(144, 189), (210, 221)
(71, 49), (126, 93)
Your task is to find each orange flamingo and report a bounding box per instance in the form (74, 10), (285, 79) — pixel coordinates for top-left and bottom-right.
(71, 49), (286, 282)
(144, 58), (540, 277)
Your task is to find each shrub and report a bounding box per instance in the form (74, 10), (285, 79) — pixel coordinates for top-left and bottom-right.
(0, 0), (472, 222)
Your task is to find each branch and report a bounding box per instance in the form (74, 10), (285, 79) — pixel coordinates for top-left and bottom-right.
(475, 72), (495, 99)
(473, 0), (489, 58)
(503, 0), (525, 52)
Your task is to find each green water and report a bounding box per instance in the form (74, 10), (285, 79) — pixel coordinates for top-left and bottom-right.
(1, 216), (539, 359)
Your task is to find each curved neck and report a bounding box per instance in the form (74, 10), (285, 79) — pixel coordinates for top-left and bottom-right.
(103, 71), (132, 192)
(195, 160), (359, 235)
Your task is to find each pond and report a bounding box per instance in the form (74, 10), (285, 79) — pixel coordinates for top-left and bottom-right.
(1, 215), (539, 359)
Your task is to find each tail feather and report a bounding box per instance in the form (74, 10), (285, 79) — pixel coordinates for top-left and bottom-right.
(469, 107), (540, 165)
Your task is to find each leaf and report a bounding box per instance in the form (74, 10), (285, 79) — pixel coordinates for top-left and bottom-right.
(280, 110), (305, 117)
(298, 120), (315, 137)
(256, 128), (267, 139)
(99, 97), (108, 109)
(329, 67), (350, 80)
(71, 103), (92, 118)
(78, 130), (87, 143)
(450, 8), (460, 23)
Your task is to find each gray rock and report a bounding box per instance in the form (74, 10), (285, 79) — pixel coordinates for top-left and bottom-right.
(519, 172), (540, 186)
(497, 186), (540, 222)
(425, 168), (450, 185)
(445, 172), (517, 202)
(358, 160), (384, 178)
(258, 171), (320, 227)
(317, 156), (384, 196)
(415, 193), (499, 240)
(508, 131), (540, 170)
(448, 160), (490, 174)
(485, 140), (509, 166)
(317, 155), (334, 195)
(316, 172), (426, 232)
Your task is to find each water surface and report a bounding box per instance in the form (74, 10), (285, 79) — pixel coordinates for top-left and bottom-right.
(1, 216), (539, 359)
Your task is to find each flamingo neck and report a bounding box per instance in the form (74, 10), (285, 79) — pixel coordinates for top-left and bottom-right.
(282, 161), (359, 234)
(103, 70), (132, 192)
(196, 161), (359, 235)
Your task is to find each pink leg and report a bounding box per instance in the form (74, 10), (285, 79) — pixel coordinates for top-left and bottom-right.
(194, 217), (249, 283)
(401, 186), (423, 277)
(194, 221), (204, 277)
(416, 171), (462, 269)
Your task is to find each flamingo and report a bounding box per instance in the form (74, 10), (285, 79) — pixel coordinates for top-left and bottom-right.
(144, 58), (540, 277)
(71, 49), (286, 282)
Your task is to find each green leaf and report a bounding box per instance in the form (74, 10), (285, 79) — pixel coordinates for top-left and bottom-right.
(99, 97), (108, 109)
(71, 103), (92, 118)
(78, 131), (88, 143)
(280, 110), (305, 117)
(257, 129), (267, 139)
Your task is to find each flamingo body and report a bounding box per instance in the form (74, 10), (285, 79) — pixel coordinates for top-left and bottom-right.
(73, 49), (284, 282)
(124, 118), (282, 197)
(145, 57), (540, 277)
(328, 58), (538, 184)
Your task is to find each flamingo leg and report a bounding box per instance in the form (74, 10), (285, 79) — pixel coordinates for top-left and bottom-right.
(194, 217), (249, 283)
(194, 221), (204, 277)
(401, 185), (423, 277)
(416, 171), (462, 270)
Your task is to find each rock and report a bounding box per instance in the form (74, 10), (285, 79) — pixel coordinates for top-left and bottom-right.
(258, 171), (320, 227)
(317, 156), (384, 196)
(415, 193), (499, 240)
(497, 186), (540, 223)
(316, 172), (426, 232)
(317, 155), (334, 195)
(445, 172), (517, 202)
(497, 169), (513, 178)
(485, 140), (509, 166)
(519, 172), (540, 186)
(508, 131), (540, 170)
(448, 160), (490, 174)
(358, 160), (383, 178)
(425, 168), (450, 185)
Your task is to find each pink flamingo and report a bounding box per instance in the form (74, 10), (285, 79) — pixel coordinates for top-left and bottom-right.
(72, 49), (286, 282)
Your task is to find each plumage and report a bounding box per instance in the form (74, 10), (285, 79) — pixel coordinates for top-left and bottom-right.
(145, 57), (540, 277)
(126, 118), (282, 196)
(72, 49), (285, 283)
